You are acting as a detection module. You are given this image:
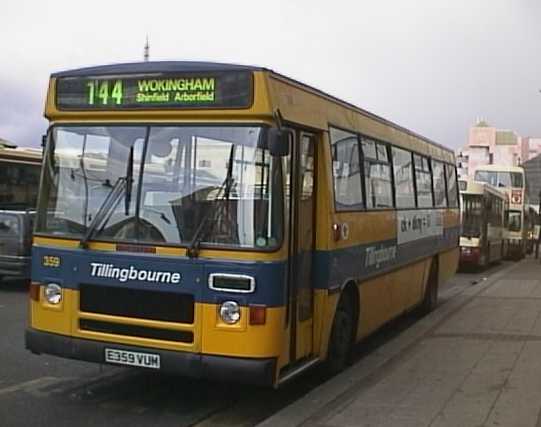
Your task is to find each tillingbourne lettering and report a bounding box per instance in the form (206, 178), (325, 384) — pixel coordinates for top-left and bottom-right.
(90, 263), (181, 284)
(365, 245), (397, 268)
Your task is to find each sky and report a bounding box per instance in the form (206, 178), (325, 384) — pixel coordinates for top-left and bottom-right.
(1, 0), (541, 150)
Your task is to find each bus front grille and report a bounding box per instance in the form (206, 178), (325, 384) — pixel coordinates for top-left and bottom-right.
(79, 284), (194, 324)
(79, 319), (194, 343)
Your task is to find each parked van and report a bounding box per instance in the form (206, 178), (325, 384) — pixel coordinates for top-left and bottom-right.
(0, 143), (41, 281)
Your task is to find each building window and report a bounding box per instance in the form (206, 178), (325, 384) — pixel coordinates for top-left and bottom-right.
(330, 127), (363, 210)
(362, 138), (393, 209)
(392, 146), (415, 208)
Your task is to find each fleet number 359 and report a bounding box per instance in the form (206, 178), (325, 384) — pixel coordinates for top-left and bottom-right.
(42, 255), (61, 268)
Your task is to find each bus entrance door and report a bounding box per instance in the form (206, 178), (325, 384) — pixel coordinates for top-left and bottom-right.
(289, 132), (316, 362)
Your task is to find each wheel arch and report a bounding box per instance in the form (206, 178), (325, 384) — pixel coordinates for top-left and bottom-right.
(341, 280), (360, 343)
(320, 278), (361, 361)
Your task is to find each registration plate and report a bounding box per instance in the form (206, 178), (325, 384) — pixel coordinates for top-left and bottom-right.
(104, 348), (161, 369)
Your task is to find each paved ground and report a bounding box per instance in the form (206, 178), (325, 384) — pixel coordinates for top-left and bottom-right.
(0, 279), (323, 427)
(260, 258), (541, 427)
(0, 261), (511, 426)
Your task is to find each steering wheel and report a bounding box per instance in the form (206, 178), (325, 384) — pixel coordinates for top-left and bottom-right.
(113, 217), (167, 243)
(140, 207), (183, 241)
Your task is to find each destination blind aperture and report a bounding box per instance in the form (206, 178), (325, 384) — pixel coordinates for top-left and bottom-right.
(55, 71), (253, 110)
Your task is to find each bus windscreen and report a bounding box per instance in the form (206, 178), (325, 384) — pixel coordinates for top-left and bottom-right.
(461, 194), (483, 238)
(474, 170), (523, 188)
(56, 71), (253, 110)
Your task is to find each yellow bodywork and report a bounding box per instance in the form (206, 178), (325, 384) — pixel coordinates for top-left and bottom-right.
(32, 64), (460, 384)
(31, 285), (285, 359)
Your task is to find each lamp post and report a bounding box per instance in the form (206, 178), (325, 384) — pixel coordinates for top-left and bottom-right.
(534, 89), (541, 259)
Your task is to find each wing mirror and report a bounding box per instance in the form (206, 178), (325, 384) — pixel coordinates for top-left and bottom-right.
(268, 128), (291, 157)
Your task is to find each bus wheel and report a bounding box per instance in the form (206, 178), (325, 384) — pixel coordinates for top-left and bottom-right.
(326, 292), (354, 375)
(420, 259), (438, 314)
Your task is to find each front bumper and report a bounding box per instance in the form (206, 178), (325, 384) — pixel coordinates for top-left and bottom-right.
(0, 255), (31, 279)
(506, 240), (524, 258)
(25, 328), (276, 386)
(459, 247), (480, 265)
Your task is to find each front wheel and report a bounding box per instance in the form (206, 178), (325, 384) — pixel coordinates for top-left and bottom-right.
(325, 293), (354, 375)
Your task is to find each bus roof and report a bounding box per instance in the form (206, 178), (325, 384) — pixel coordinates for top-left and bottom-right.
(51, 61), (264, 78)
(460, 178), (507, 199)
(473, 164), (525, 174)
(49, 61), (454, 157)
(0, 146), (42, 164)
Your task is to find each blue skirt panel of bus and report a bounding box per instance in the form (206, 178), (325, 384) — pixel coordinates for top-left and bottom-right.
(32, 246), (288, 307)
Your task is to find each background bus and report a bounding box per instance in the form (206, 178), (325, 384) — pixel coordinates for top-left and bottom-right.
(459, 179), (507, 268)
(0, 143), (42, 281)
(474, 165), (527, 259)
(27, 62), (459, 386)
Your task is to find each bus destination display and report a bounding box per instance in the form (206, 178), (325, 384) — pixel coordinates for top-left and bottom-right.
(56, 71), (253, 110)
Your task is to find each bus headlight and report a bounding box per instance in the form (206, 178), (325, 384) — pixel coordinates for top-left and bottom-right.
(45, 283), (62, 305)
(219, 301), (241, 324)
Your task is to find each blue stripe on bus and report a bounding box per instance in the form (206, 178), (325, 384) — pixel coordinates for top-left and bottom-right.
(312, 225), (460, 289)
(32, 246), (288, 307)
(32, 226), (459, 306)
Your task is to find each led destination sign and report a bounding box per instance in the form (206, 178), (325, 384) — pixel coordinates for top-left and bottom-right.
(56, 71), (253, 110)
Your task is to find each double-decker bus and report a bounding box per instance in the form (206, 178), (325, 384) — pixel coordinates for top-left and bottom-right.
(0, 143), (42, 281)
(27, 62), (459, 386)
(474, 165), (527, 259)
(458, 179), (507, 267)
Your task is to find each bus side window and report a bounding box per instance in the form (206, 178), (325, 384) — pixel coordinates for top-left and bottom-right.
(300, 138), (314, 200)
(414, 154), (433, 208)
(445, 164), (458, 208)
(362, 139), (393, 209)
(329, 127), (363, 210)
(391, 146), (415, 209)
(432, 160), (448, 208)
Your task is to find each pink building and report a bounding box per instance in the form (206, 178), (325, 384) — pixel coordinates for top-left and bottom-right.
(457, 120), (541, 178)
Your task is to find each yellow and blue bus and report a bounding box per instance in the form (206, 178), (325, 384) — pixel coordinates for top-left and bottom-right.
(27, 62), (459, 386)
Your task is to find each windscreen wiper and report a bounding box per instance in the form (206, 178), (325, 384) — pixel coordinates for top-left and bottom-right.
(80, 146), (135, 249)
(187, 146), (235, 258)
(79, 177), (127, 248)
(124, 146), (134, 215)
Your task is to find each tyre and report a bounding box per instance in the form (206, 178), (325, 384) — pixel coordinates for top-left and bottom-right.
(419, 260), (438, 315)
(325, 293), (355, 375)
